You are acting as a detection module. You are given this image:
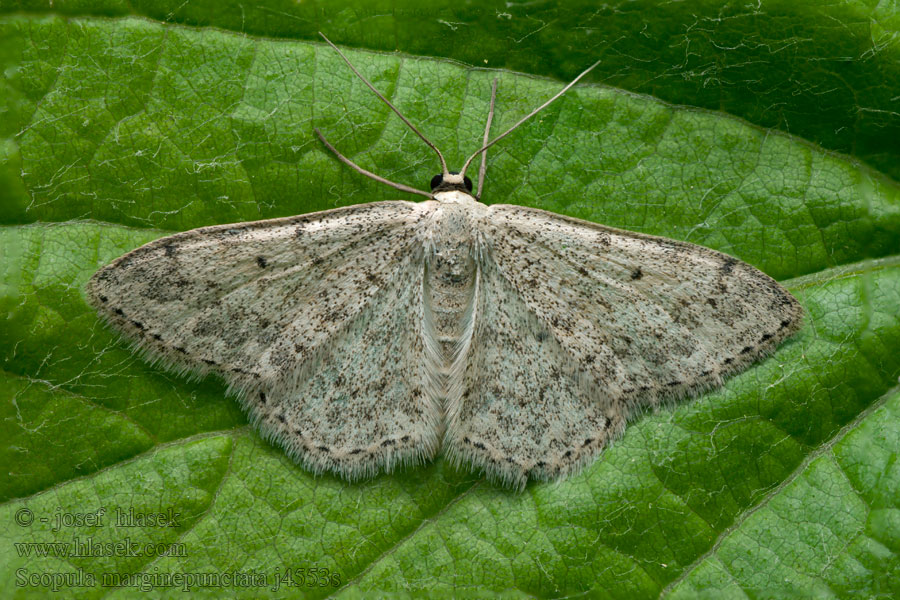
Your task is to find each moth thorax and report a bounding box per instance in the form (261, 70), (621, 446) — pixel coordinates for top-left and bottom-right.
(424, 204), (478, 366)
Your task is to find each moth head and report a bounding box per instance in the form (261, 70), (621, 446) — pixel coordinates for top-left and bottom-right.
(430, 172), (473, 194)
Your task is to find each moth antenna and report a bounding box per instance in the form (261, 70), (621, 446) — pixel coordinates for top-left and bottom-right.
(475, 79), (498, 199)
(460, 58), (602, 178)
(314, 128), (433, 198)
(319, 32), (450, 176)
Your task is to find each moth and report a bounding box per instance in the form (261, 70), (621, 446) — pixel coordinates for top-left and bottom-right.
(87, 34), (803, 488)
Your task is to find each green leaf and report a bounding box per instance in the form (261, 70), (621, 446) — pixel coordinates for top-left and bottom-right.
(5, 0), (900, 180)
(2, 8), (900, 598)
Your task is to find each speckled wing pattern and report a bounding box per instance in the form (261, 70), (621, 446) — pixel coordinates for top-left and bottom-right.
(447, 204), (803, 486)
(88, 198), (802, 488)
(87, 201), (443, 479)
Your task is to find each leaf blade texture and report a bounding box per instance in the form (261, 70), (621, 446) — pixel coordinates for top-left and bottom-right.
(2, 10), (900, 598)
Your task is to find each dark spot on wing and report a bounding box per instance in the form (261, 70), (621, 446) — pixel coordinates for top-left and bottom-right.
(256, 256), (268, 268)
(720, 257), (737, 275)
(631, 267), (643, 280)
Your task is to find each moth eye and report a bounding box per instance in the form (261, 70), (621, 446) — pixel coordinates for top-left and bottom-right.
(430, 175), (443, 190)
(463, 176), (473, 192)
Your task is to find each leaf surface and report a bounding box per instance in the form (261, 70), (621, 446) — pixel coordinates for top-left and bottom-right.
(2, 10), (899, 598)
